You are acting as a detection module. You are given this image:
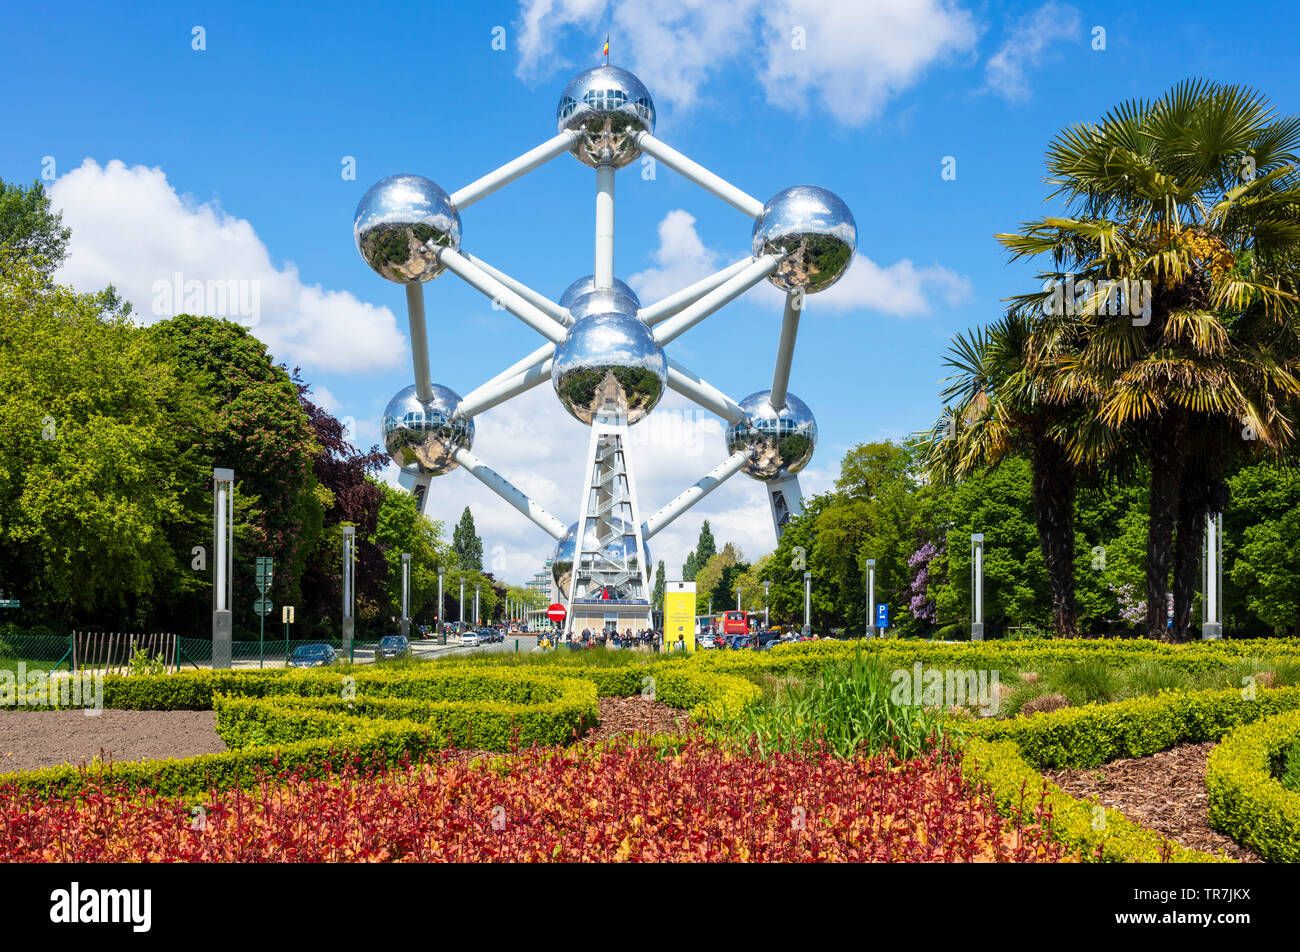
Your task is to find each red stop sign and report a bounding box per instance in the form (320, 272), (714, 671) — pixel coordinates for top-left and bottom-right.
(546, 602), (566, 623)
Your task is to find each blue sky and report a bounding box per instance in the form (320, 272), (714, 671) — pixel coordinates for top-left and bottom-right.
(3, 0), (1296, 584)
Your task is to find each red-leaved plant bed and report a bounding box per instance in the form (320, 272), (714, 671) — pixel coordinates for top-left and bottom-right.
(0, 738), (1069, 862)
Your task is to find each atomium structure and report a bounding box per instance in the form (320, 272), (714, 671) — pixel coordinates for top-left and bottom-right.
(355, 61), (855, 635)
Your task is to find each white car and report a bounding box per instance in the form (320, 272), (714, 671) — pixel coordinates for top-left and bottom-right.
(461, 632), (481, 647)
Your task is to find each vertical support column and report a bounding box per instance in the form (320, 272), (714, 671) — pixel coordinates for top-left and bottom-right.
(405, 282), (434, 403)
(767, 475), (804, 541)
(341, 525), (356, 657)
(865, 558), (877, 639)
(594, 164), (615, 290)
(212, 467), (234, 669)
(1202, 511), (1223, 640)
(764, 581), (770, 630)
(400, 552), (411, 638)
(475, 584), (481, 627)
(459, 577), (466, 629)
(971, 533), (985, 641)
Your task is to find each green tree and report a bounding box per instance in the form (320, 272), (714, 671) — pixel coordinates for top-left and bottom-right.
(370, 479), (451, 624)
(452, 506), (483, 570)
(0, 179), (70, 276)
(1228, 460), (1300, 635)
(652, 559), (666, 609)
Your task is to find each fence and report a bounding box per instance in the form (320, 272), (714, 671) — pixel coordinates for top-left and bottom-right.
(0, 633), (389, 671)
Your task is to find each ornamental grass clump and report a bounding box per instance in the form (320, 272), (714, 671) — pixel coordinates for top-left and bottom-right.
(727, 650), (948, 760)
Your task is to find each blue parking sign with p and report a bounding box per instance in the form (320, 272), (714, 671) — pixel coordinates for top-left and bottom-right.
(876, 603), (889, 628)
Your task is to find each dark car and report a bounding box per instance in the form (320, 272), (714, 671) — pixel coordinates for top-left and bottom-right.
(477, 627), (500, 644)
(376, 635), (410, 660)
(287, 643), (337, 668)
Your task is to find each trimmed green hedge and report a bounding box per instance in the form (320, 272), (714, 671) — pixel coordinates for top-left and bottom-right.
(964, 738), (1227, 863)
(963, 687), (1300, 769)
(1206, 711), (1300, 862)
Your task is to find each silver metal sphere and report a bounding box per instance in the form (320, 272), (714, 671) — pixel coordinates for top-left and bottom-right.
(551, 520), (651, 593)
(381, 383), (473, 477)
(354, 175), (461, 284)
(552, 312), (666, 425)
(567, 287), (640, 323)
(559, 275), (640, 309)
(726, 390), (817, 480)
(556, 66), (655, 169)
(752, 186), (856, 294)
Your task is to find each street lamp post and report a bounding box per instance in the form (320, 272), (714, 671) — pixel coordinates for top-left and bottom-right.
(971, 533), (985, 641)
(437, 565), (446, 644)
(400, 552), (411, 638)
(1203, 512), (1223, 640)
(212, 468), (234, 669)
(341, 525), (356, 658)
(803, 570), (812, 637)
(764, 580), (770, 630)
(865, 558), (877, 639)
(475, 584), (481, 627)
(459, 576), (465, 629)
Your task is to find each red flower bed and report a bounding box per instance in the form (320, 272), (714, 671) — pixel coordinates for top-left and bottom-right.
(0, 740), (1068, 862)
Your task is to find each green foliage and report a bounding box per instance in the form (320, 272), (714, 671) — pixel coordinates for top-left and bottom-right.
(0, 179), (70, 276)
(1228, 460), (1300, 635)
(1281, 738), (1300, 794)
(718, 650), (948, 760)
(126, 647), (165, 677)
(451, 506), (482, 571)
(1206, 711), (1300, 862)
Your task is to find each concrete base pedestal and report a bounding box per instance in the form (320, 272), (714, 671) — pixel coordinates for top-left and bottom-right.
(342, 617), (354, 661)
(971, 623), (985, 642)
(1201, 623), (1223, 641)
(212, 611), (232, 669)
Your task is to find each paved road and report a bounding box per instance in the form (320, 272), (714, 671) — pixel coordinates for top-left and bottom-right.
(407, 634), (539, 661)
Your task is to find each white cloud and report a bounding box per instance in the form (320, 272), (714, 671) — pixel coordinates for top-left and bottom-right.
(515, 0), (979, 125)
(50, 158), (405, 372)
(817, 255), (972, 316)
(626, 209), (724, 302)
(983, 1), (1080, 101)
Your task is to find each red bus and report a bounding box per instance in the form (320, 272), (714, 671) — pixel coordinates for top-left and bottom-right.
(721, 610), (749, 636)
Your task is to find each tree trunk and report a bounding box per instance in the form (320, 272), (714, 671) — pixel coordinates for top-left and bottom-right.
(1146, 421), (1184, 642)
(1171, 486), (1205, 643)
(1031, 435), (1079, 638)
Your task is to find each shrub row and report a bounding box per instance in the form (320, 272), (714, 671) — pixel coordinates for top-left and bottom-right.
(964, 687), (1300, 769)
(963, 738), (1227, 863)
(1206, 711), (1300, 862)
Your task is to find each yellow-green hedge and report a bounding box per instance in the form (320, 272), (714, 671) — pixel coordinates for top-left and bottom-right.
(1206, 711), (1300, 862)
(964, 737), (1228, 863)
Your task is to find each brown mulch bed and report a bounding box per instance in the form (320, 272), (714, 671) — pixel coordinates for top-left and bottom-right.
(1043, 742), (1263, 862)
(0, 710), (226, 775)
(0, 696), (689, 776)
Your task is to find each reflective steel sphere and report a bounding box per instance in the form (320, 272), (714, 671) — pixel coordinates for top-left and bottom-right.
(726, 390), (817, 480)
(381, 383), (474, 477)
(556, 66), (655, 168)
(552, 312), (666, 425)
(354, 175), (461, 283)
(567, 287), (640, 323)
(752, 186), (856, 294)
(551, 521), (651, 594)
(559, 275), (640, 309)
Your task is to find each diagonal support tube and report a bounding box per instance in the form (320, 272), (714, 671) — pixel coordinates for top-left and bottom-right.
(639, 256), (758, 327)
(405, 283), (434, 403)
(641, 451), (750, 540)
(437, 249), (568, 344)
(636, 133), (766, 218)
(770, 292), (802, 410)
(456, 357), (554, 420)
(665, 359), (744, 424)
(450, 131), (576, 210)
(653, 255), (780, 346)
(453, 446), (567, 540)
(463, 252), (570, 325)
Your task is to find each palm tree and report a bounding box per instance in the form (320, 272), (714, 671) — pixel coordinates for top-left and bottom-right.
(998, 80), (1300, 640)
(923, 313), (1095, 638)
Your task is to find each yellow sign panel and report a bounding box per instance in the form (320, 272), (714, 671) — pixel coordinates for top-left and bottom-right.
(664, 586), (696, 652)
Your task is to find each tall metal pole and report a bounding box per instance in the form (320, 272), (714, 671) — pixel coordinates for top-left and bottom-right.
(865, 558), (877, 639)
(971, 533), (985, 641)
(438, 565), (446, 643)
(594, 164), (615, 289)
(341, 525), (356, 657)
(803, 570), (812, 636)
(1202, 512), (1223, 640)
(212, 468), (234, 669)
(475, 584), (481, 627)
(764, 580), (770, 630)
(459, 576), (465, 628)
(400, 552), (411, 638)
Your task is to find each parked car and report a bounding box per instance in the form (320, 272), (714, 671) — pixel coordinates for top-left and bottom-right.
(461, 631), (481, 647)
(287, 643), (337, 668)
(376, 635), (410, 660)
(477, 627), (501, 644)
